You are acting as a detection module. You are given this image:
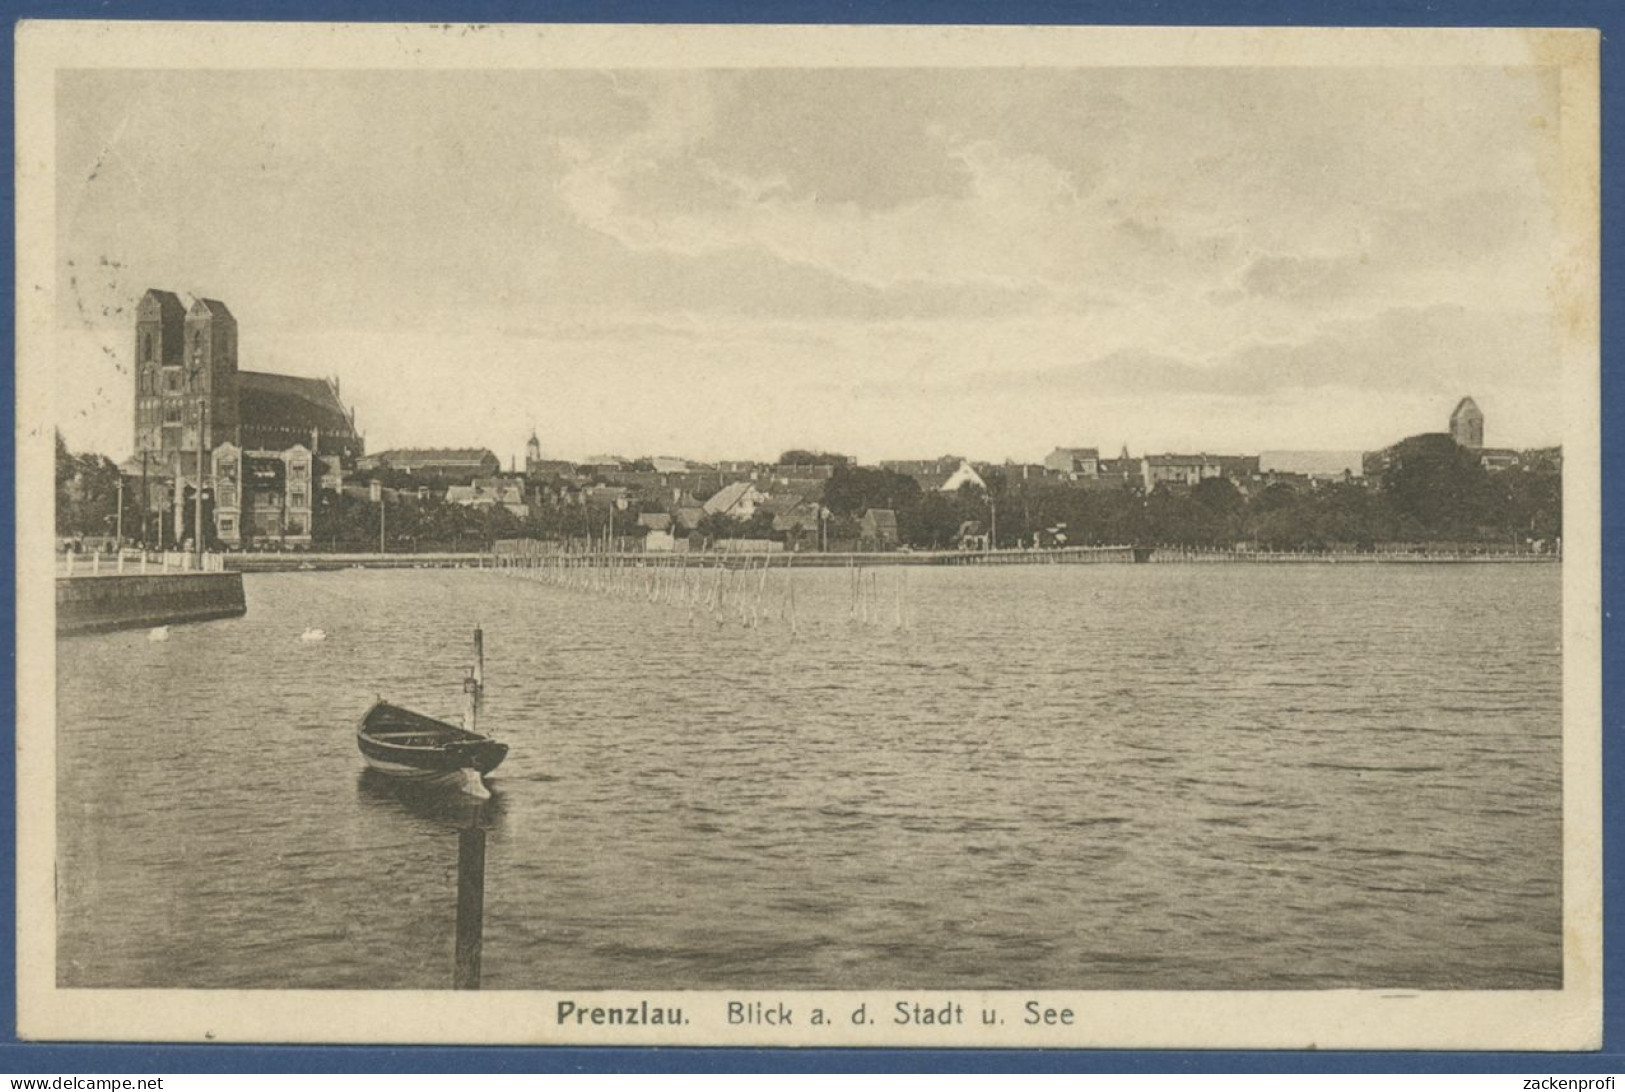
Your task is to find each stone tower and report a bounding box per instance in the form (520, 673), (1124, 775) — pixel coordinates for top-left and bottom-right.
(182, 297), (240, 453)
(1450, 396), (1484, 449)
(525, 429), (542, 472)
(132, 289), (186, 459)
(133, 290), (240, 468)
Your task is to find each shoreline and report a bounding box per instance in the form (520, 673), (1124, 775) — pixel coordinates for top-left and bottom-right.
(213, 547), (1561, 573)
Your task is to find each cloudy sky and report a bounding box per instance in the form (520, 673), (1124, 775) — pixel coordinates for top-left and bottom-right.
(54, 64), (1565, 464)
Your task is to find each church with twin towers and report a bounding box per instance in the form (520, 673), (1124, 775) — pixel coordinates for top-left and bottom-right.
(130, 288), (363, 549)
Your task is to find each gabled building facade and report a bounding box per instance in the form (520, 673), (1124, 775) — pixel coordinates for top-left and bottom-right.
(211, 442), (316, 549)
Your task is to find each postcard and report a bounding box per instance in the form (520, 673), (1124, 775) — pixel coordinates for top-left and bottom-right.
(15, 21), (1601, 1048)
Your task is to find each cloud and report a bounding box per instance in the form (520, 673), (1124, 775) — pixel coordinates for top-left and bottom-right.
(972, 303), (1558, 401)
(54, 65), (1571, 462)
(1237, 253), (1368, 303)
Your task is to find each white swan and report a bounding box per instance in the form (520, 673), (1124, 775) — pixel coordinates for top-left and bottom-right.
(300, 628), (327, 642)
(148, 626), (169, 642)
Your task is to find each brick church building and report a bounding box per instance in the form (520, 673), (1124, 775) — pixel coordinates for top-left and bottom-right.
(131, 289), (363, 549)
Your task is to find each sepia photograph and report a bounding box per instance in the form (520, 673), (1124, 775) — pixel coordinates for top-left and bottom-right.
(14, 21), (1602, 1049)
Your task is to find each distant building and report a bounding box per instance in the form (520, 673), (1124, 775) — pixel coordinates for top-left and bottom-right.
(582, 484), (631, 507)
(642, 528), (678, 552)
(768, 463), (836, 500)
(939, 460), (987, 493)
(650, 457), (691, 474)
(703, 481), (770, 519)
(881, 456), (965, 487)
(634, 511), (677, 550)
(885, 457), (987, 492)
(362, 448), (501, 478)
(1141, 454), (1222, 489)
(1095, 453), (1143, 490)
(445, 477), (528, 517)
(772, 463), (836, 480)
(1213, 455), (1261, 481)
(1522, 446), (1563, 474)
(771, 500), (823, 551)
(1260, 451), (1364, 480)
(527, 458), (577, 478)
(766, 474), (830, 502)
(1450, 396), (1485, 449)
(1043, 447), (1100, 478)
(1478, 448), (1522, 472)
(859, 508), (900, 551)
(1261, 470), (1314, 492)
(996, 463), (1062, 483)
(956, 520), (990, 551)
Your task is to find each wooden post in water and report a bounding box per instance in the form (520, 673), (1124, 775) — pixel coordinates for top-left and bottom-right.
(463, 625), (485, 732)
(453, 824), (486, 989)
(473, 624), (485, 717)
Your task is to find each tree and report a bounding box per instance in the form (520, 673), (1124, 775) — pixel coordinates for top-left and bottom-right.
(823, 465), (922, 518)
(741, 509), (776, 540)
(55, 433), (131, 541)
(906, 492), (960, 548)
(1382, 434), (1495, 536)
(55, 432), (74, 534)
(1501, 467), (1562, 542)
(696, 511), (746, 543)
(777, 450), (852, 467)
(1190, 476), (1242, 515)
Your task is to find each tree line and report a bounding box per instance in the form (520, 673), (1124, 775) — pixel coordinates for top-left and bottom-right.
(811, 435), (1559, 550)
(55, 432), (1559, 552)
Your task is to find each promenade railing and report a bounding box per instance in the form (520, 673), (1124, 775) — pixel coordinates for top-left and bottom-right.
(57, 549), (227, 577)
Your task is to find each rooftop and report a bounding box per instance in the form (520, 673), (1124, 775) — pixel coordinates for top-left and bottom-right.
(373, 447), (497, 462)
(237, 372), (354, 437)
(188, 297), (235, 321)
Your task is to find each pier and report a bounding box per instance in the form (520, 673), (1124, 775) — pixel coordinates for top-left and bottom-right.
(936, 545), (1146, 565)
(57, 551), (245, 635)
(483, 543), (1556, 569)
(76, 543), (1563, 580)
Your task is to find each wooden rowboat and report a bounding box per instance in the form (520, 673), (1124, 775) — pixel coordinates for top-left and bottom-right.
(357, 700), (508, 796)
(357, 626), (505, 798)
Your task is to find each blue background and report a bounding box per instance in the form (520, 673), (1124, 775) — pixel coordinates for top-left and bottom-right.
(1, 0), (1618, 1074)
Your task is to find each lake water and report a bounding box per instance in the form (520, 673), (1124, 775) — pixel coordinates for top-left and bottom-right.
(56, 563), (1563, 990)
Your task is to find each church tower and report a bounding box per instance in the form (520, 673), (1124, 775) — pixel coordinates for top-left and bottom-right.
(182, 297), (240, 454)
(133, 289), (186, 459)
(525, 429), (542, 473)
(1450, 396), (1484, 449)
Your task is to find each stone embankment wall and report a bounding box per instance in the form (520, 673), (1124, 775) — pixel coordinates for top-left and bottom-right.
(57, 573), (247, 635)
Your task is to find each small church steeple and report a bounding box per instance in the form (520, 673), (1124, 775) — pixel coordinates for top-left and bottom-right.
(1450, 396), (1484, 449)
(525, 427), (542, 473)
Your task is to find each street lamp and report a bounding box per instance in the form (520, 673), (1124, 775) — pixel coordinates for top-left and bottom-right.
(371, 479), (386, 553)
(194, 396), (208, 565)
